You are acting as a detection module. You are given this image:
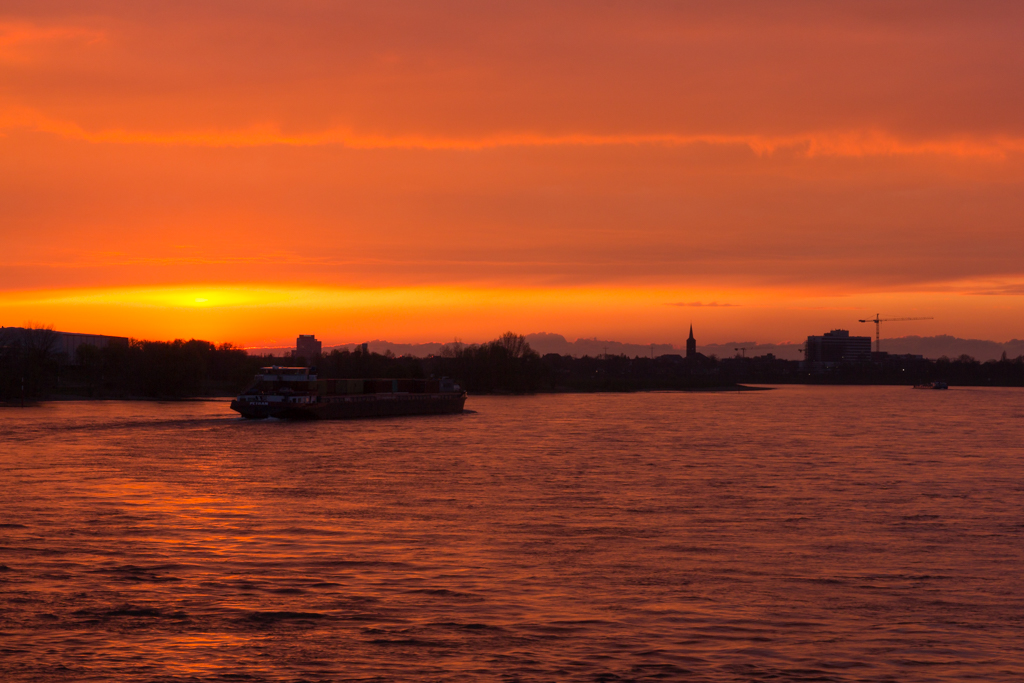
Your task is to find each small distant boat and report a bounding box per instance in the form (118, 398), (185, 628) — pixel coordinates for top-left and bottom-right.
(913, 381), (948, 390)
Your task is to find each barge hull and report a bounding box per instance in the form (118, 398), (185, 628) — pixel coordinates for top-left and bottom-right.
(231, 392), (467, 420)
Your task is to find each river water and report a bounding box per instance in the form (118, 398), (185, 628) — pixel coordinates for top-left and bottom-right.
(1, 387), (1022, 681)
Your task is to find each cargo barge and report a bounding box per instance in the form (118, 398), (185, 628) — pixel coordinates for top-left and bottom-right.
(230, 367), (467, 420)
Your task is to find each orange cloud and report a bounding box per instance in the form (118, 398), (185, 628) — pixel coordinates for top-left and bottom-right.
(2, 3), (1024, 344)
(3, 106), (1023, 159)
(669, 302), (740, 308)
(0, 21), (104, 48)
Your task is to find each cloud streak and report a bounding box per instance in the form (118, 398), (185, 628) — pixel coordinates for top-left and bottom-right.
(668, 301), (740, 308)
(0, 22), (104, 57)
(3, 108), (1024, 158)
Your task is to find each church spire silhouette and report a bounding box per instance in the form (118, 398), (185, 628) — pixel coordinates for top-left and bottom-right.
(686, 324), (696, 358)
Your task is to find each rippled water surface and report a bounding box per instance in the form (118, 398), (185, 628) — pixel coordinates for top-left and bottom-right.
(2, 387), (1023, 681)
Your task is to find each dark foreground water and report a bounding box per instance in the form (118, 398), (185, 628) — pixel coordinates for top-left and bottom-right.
(1, 387), (1023, 682)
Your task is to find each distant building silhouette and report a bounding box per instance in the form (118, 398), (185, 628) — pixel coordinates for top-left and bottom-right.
(663, 325), (711, 367)
(0, 326), (128, 365)
(804, 329), (872, 368)
(295, 334), (322, 360)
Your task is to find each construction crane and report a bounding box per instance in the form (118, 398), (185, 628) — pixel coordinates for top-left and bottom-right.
(858, 314), (933, 354)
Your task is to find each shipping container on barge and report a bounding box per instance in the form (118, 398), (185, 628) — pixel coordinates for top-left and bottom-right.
(230, 367), (467, 420)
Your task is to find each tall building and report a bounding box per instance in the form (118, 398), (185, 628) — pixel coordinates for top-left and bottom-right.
(686, 324), (697, 358)
(295, 334), (322, 360)
(804, 329), (872, 365)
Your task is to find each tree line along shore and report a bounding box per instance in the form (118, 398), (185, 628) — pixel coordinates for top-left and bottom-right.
(2, 329), (1023, 402)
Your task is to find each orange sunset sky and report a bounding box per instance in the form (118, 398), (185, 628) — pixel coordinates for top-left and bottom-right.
(2, 1), (1023, 348)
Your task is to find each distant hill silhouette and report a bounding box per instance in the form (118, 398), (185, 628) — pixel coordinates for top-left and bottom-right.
(864, 335), (1024, 361)
(526, 334), (1024, 362)
(246, 333), (1024, 362)
(524, 333), (677, 358)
